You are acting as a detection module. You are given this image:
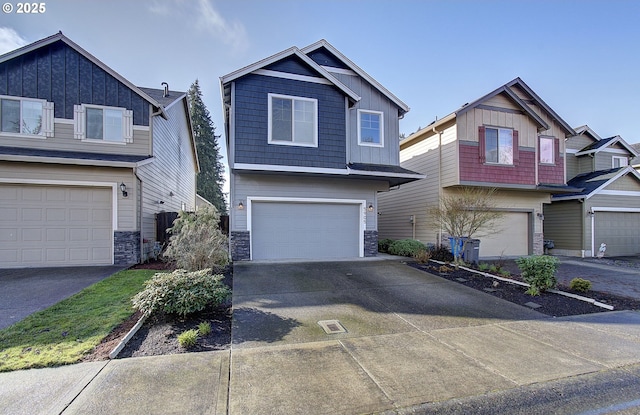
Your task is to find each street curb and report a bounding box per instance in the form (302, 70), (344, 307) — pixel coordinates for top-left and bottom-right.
(429, 260), (615, 311)
(109, 314), (148, 359)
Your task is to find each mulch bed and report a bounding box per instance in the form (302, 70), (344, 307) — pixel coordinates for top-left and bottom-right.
(409, 261), (640, 317)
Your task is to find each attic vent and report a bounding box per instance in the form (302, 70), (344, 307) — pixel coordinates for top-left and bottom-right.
(161, 82), (169, 97)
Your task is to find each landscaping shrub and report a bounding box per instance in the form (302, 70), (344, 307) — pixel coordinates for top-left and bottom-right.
(388, 239), (427, 257)
(515, 255), (559, 296)
(413, 249), (432, 264)
(178, 329), (198, 348)
(378, 238), (394, 254)
(569, 278), (592, 293)
(132, 269), (230, 317)
(198, 321), (212, 336)
(163, 205), (228, 271)
(428, 245), (454, 262)
(478, 262), (490, 271)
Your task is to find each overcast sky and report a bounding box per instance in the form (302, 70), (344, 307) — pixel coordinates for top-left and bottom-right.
(2, 0), (639, 193)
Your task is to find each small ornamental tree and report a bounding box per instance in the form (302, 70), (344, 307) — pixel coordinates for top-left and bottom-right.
(163, 205), (228, 271)
(428, 187), (504, 265)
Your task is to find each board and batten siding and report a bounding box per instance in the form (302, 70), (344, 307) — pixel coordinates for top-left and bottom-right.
(0, 40), (150, 126)
(136, 100), (197, 242)
(1, 121), (151, 156)
(330, 71), (400, 166)
(231, 173), (386, 232)
(0, 161), (136, 230)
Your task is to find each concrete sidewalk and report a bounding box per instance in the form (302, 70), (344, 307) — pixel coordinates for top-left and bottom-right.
(2, 260), (640, 415)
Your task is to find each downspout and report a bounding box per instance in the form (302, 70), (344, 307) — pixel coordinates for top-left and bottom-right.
(433, 126), (443, 246)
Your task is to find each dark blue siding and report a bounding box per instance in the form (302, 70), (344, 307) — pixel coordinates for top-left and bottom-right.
(307, 48), (350, 70)
(37, 49), (51, 100)
(64, 47), (79, 119)
(0, 40), (150, 126)
(265, 56), (317, 77)
(91, 68), (105, 105)
(234, 74), (346, 169)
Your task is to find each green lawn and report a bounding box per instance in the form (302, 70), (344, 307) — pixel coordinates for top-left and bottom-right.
(0, 269), (157, 372)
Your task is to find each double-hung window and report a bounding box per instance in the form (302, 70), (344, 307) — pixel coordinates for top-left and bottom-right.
(358, 109), (383, 147)
(540, 137), (555, 164)
(75, 104), (133, 143)
(0, 96), (52, 136)
(485, 127), (514, 165)
(268, 93), (317, 147)
(612, 156), (628, 168)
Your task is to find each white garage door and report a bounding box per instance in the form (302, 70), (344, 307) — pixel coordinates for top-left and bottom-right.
(0, 184), (113, 268)
(594, 212), (640, 256)
(251, 202), (361, 260)
(478, 212), (529, 257)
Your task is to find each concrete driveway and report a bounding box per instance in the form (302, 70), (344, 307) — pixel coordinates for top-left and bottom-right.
(3, 259), (640, 415)
(228, 260), (640, 414)
(0, 265), (128, 329)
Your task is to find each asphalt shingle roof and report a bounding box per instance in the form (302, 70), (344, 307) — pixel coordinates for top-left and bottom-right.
(138, 87), (185, 108)
(0, 146), (151, 163)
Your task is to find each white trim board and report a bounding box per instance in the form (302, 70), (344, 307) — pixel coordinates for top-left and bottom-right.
(233, 163), (348, 175)
(254, 69), (333, 85)
(246, 196), (366, 260)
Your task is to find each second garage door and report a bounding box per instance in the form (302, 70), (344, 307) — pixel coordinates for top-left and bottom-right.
(594, 211), (640, 256)
(251, 201), (361, 260)
(478, 212), (530, 257)
(0, 184), (113, 268)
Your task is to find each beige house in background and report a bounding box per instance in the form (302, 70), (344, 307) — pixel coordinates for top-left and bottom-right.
(378, 78), (577, 257)
(0, 33), (198, 268)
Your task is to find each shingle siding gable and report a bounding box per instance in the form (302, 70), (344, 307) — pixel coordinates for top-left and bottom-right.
(234, 74), (346, 169)
(264, 56), (318, 77)
(0, 40), (150, 126)
(306, 48), (350, 70)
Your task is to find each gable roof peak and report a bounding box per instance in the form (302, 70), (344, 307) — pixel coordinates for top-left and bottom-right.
(0, 31), (166, 116)
(301, 39), (409, 115)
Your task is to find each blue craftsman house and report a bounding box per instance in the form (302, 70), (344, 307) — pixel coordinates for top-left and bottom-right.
(221, 40), (422, 261)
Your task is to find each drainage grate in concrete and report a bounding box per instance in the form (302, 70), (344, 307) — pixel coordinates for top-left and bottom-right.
(318, 320), (347, 334)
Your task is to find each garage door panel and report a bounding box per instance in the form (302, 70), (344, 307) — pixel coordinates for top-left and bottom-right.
(0, 184), (113, 267)
(595, 212), (640, 256)
(479, 212), (529, 257)
(252, 202), (360, 260)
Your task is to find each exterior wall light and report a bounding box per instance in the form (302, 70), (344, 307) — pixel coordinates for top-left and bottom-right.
(367, 203), (374, 212)
(238, 201), (244, 210)
(119, 182), (128, 197)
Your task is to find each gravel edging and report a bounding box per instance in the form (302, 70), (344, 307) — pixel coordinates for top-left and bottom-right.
(109, 313), (148, 359)
(430, 259), (615, 311)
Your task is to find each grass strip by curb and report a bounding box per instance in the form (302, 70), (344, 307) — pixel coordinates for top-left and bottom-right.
(0, 269), (156, 372)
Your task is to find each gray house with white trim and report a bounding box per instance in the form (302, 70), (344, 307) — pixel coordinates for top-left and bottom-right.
(221, 40), (422, 261)
(0, 32), (198, 268)
(544, 125), (640, 257)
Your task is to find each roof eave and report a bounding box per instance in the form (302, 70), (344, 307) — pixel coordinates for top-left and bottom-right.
(220, 46), (360, 103)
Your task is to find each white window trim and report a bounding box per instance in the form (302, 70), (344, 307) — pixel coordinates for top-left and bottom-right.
(357, 109), (384, 147)
(612, 156), (629, 168)
(267, 93), (318, 148)
(74, 104), (133, 143)
(0, 95), (54, 138)
(485, 127), (514, 165)
(539, 136), (555, 164)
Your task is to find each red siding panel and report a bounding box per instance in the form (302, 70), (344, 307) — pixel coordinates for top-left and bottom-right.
(459, 142), (536, 185)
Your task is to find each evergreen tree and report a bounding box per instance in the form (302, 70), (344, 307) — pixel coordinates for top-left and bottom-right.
(187, 80), (227, 214)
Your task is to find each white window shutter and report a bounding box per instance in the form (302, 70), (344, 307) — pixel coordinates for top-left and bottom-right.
(74, 105), (85, 139)
(42, 101), (55, 137)
(123, 109), (133, 143)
